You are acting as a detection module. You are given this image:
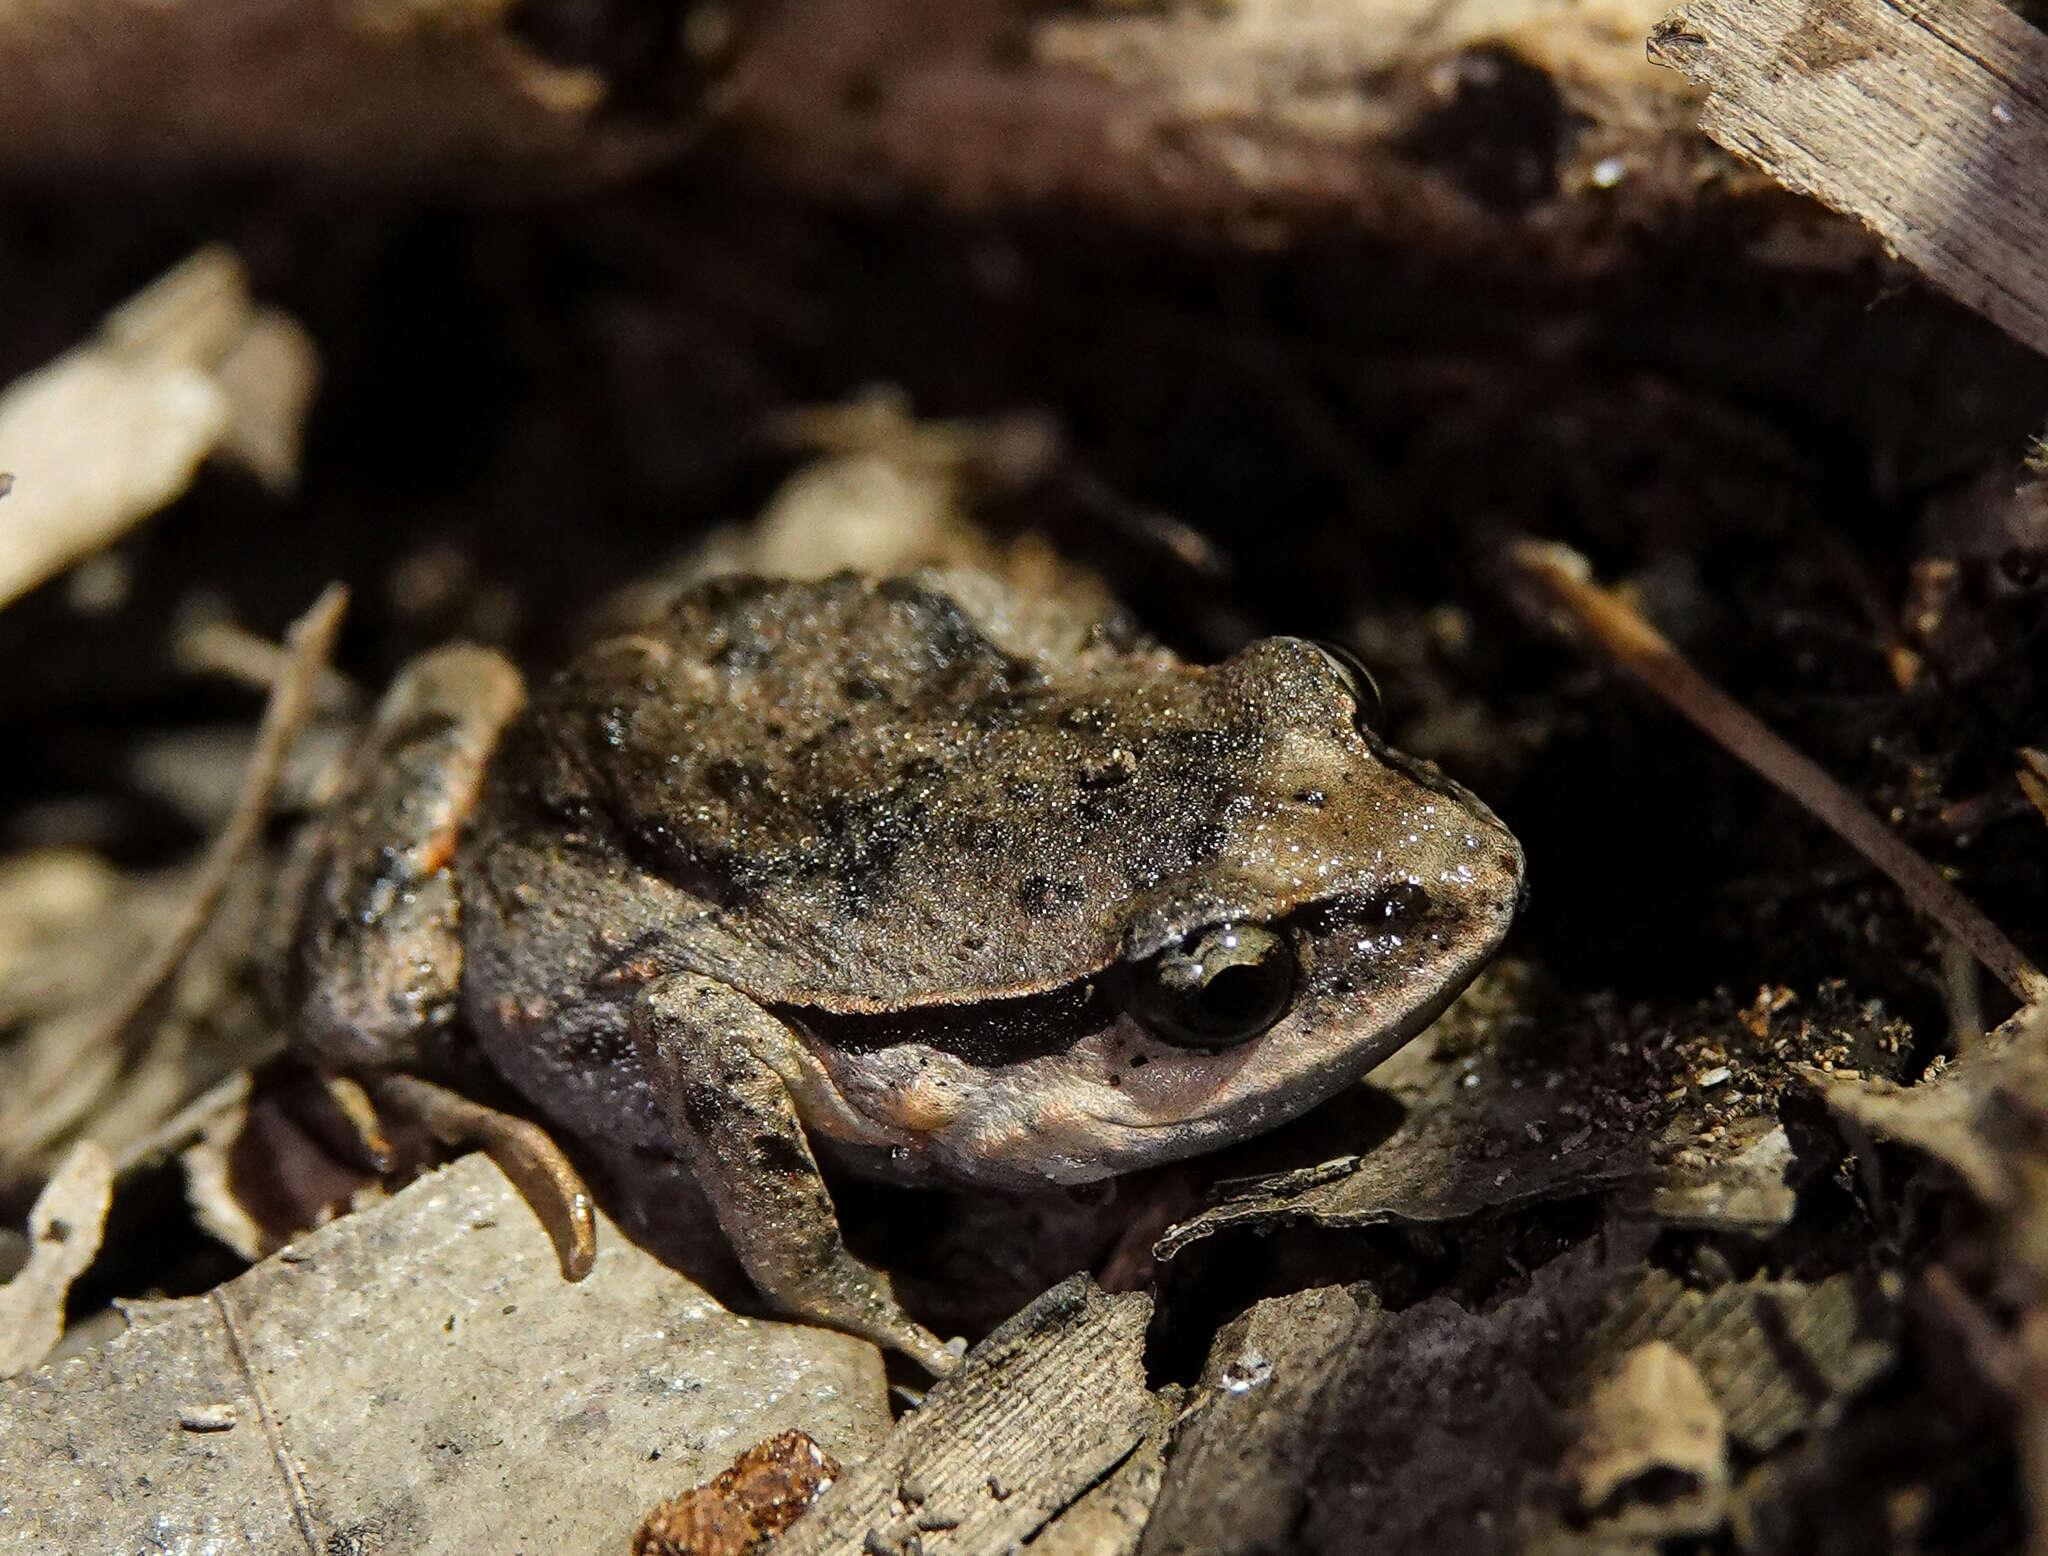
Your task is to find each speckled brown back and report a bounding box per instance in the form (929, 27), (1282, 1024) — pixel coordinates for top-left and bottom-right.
(464, 572), (1508, 1014)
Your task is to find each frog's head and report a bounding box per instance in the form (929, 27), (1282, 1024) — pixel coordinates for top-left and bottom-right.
(785, 634), (1524, 1188)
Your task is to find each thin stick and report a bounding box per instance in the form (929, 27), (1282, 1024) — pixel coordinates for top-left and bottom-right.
(174, 615), (358, 712)
(94, 585), (348, 1069)
(1504, 539), (2048, 1007)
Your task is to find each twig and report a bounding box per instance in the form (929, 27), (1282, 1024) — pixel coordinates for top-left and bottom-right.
(1504, 539), (2048, 1006)
(2020, 749), (2048, 831)
(174, 614), (358, 712)
(87, 586), (347, 1075)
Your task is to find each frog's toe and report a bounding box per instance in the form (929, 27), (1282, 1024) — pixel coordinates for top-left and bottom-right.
(783, 1272), (960, 1377)
(897, 1322), (965, 1379)
(372, 1071), (598, 1281)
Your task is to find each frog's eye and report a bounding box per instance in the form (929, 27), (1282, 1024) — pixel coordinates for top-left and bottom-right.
(1122, 923), (1296, 1049)
(1308, 640), (1383, 734)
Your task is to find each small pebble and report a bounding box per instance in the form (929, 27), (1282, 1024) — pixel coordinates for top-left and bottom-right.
(178, 1404), (238, 1433)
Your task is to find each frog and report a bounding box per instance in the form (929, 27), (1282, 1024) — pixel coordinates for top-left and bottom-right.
(271, 567), (1524, 1374)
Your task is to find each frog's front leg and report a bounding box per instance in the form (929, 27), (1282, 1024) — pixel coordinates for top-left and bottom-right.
(633, 972), (959, 1375)
(276, 643), (525, 1072)
(270, 645), (597, 1280)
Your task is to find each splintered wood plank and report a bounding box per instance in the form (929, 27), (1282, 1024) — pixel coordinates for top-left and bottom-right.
(1649, 0), (2048, 357)
(779, 1276), (1160, 1556)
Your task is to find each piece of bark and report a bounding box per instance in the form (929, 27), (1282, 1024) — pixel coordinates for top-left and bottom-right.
(0, 0), (671, 180)
(0, 1154), (890, 1555)
(1027, 1410), (1174, 1556)
(1140, 1285), (1377, 1556)
(777, 1275), (1159, 1556)
(1649, 0), (2048, 358)
(1592, 1269), (1897, 1455)
(731, 0), (1715, 257)
(1146, 1240), (1644, 1556)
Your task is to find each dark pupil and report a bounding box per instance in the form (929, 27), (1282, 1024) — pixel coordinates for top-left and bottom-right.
(1201, 963), (1282, 1030)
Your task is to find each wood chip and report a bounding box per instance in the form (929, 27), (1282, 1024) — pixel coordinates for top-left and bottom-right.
(1650, 0), (2048, 358)
(634, 1430), (842, 1556)
(778, 1276), (1159, 1556)
(1141, 1285), (1374, 1556)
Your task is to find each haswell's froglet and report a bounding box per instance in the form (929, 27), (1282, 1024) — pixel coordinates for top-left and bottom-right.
(274, 569), (1522, 1372)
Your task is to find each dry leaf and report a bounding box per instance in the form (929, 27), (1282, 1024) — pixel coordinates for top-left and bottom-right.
(0, 247), (319, 611)
(0, 1154), (890, 1553)
(0, 1140), (113, 1377)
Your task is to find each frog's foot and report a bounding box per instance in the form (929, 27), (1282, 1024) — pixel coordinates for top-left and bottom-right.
(633, 972), (961, 1376)
(370, 1072), (597, 1281)
(283, 1068), (401, 1177)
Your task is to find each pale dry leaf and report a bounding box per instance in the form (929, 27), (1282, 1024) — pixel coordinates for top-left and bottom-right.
(1568, 1340), (1728, 1530)
(0, 1154), (891, 1553)
(0, 246), (320, 610)
(0, 354), (228, 608)
(0, 1139), (114, 1378)
(211, 310), (322, 495)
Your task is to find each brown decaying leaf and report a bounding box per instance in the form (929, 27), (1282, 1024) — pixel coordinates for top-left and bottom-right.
(1809, 1004), (2048, 1555)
